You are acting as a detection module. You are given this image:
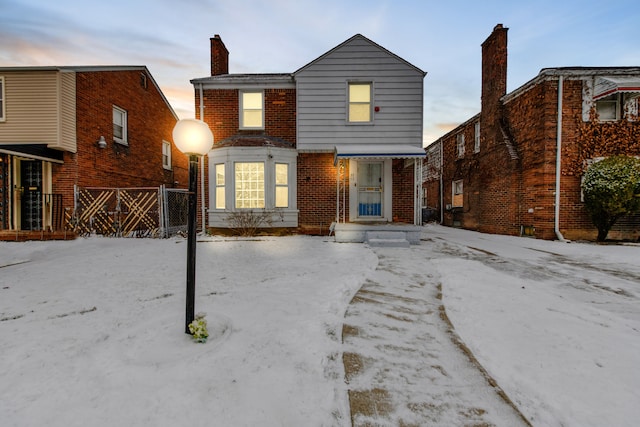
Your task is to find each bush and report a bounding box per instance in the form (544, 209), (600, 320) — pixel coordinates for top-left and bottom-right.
(582, 155), (640, 241)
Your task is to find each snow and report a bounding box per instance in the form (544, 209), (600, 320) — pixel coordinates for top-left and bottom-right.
(1, 225), (638, 426)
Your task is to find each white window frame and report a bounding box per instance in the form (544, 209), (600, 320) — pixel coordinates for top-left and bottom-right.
(275, 163), (289, 208)
(474, 121), (480, 153)
(240, 91), (264, 129)
(113, 105), (128, 145)
(0, 76), (5, 122)
(456, 133), (465, 158)
(215, 163), (225, 209)
(235, 161), (265, 209)
(162, 140), (171, 170)
(452, 179), (463, 208)
(347, 82), (373, 123)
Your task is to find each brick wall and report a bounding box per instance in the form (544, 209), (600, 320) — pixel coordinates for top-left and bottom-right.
(391, 159), (416, 223)
(52, 70), (183, 209)
(297, 152), (339, 234)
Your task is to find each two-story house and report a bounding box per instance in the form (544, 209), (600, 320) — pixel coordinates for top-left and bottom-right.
(0, 66), (186, 239)
(423, 24), (640, 241)
(193, 34), (426, 243)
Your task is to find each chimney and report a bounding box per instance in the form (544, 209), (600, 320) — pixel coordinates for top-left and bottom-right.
(210, 34), (229, 76)
(481, 24), (508, 138)
(481, 24), (508, 109)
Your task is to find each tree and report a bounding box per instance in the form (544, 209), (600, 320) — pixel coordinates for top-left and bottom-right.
(582, 155), (640, 241)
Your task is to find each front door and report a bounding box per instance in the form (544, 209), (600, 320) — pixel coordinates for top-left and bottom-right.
(357, 161), (383, 217)
(20, 160), (43, 230)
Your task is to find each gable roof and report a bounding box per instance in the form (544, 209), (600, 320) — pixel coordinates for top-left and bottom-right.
(293, 34), (426, 76)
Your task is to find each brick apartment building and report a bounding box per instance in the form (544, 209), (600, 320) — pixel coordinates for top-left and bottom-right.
(0, 66), (186, 236)
(423, 24), (640, 241)
(192, 34), (426, 242)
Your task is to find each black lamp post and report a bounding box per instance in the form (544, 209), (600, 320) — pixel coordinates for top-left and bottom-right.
(172, 119), (214, 334)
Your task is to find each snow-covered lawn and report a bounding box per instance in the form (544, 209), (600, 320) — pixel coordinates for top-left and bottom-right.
(1, 225), (638, 426)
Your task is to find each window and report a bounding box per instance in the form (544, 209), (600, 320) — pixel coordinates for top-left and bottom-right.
(215, 163), (225, 209)
(474, 121), (480, 153)
(596, 96), (618, 121)
(456, 133), (465, 158)
(162, 141), (171, 170)
(595, 93), (639, 121)
(348, 82), (372, 123)
(240, 91), (263, 129)
(452, 180), (463, 207)
(0, 76), (5, 121)
(275, 163), (288, 208)
(113, 106), (127, 144)
(235, 162), (264, 208)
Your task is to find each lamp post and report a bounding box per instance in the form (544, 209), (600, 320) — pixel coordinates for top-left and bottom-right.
(172, 119), (214, 334)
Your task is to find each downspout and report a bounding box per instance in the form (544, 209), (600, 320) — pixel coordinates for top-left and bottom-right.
(554, 76), (567, 242)
(439, 139), (444, 224)
(199, 83), (206, 233)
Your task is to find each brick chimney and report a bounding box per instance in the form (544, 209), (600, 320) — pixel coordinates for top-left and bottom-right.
(210, 34), (229, 76)
(481, 24), (508, 144)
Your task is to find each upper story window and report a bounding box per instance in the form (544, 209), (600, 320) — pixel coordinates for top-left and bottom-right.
(240, 91), (264, 129)
(348, 82), (372, 123)
(162, 140), (171, 170)
(595, 93), (639, 121)
(456, 133), (465, 158)
(113, 105), (128, 145)
(474, 121), (480, 153)
(0, 76), (5, 122)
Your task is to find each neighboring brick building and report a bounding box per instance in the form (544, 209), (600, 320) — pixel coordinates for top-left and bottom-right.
(423, 24), (640, 241)
(0, 66), (185, 234)
(193, 34), (426, 241)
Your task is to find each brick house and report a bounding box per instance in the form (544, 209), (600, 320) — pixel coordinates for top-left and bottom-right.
(0, 66), (186, 237)
(423, 24), (640, 241)
(192, 34), (426, 242)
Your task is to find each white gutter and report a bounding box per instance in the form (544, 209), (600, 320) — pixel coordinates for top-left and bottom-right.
(554, 76), (567, 242)
(440, 140), (444, 224)
(199, 83), (207, 233)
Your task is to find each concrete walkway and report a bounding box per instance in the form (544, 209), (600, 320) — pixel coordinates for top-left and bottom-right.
(342, 246), (530, 426)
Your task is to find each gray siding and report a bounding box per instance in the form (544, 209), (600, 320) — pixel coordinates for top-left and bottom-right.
(295, 36), (424, 151)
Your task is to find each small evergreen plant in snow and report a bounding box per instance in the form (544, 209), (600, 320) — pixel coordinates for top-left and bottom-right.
(582, 155), (640, 241)
(188, 312), (209, 343)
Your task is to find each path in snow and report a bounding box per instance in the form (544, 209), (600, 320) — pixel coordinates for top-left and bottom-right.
(342, 246), (529, 426)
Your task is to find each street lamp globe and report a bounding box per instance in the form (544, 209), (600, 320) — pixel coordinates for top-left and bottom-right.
(173, 118), (213, 155)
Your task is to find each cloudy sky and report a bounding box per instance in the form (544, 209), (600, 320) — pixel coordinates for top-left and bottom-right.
(1, 0), (638, 144)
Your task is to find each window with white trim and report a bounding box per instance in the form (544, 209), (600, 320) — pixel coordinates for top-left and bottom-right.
(275, 163), (289, 208)
(240, 91), (264, 129)
(0, 76), (5, 121)
(474, 121), (480, 153)
(215, 163), (225, 209)
(456, 133), (465, 158)
(348, 82), (372, 123)
(452, 180), (463, 207)
(113, 105), (127, 145)
(596, 93), (639, 121)
(235, 162), (265, 208)
(162, 141), (171, 170)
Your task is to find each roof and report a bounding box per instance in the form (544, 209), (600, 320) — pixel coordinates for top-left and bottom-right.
(0, 65), (179, 121)
(334, 144), (425, 165)
(190, 73), (295, 89)
(294, 34), (426, 76)
(215, 134), (295, 149)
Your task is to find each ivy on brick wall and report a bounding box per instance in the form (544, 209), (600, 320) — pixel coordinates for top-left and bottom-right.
(565, 108), (640, 176)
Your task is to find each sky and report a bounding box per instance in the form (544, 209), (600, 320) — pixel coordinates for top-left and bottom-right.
(1, 0), (639, 144)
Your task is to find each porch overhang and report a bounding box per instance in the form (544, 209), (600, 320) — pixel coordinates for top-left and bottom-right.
(333, 144), (425, 165)
(593, 76), (640, 101)
(0, 144), (64, 164)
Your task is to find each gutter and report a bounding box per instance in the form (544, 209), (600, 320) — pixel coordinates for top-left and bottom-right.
(554, 76), (567, 242)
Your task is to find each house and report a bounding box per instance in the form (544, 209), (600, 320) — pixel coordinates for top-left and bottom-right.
(0, 66), (186, 239)
(192, 34), (426, 243)
(423, 24), (640, 241)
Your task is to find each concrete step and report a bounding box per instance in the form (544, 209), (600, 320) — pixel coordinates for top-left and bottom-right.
(365, 231), (410, 248)
(367, 238), (410, 248)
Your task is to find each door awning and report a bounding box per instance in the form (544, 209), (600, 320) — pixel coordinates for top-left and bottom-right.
(334, 144), (425, 165)
(594, 76), (640, 100)
(0, 144), (64, 163)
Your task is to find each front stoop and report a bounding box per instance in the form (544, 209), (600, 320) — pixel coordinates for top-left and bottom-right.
(333, 223), (422, 244)
(365, 231), (410, 248)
